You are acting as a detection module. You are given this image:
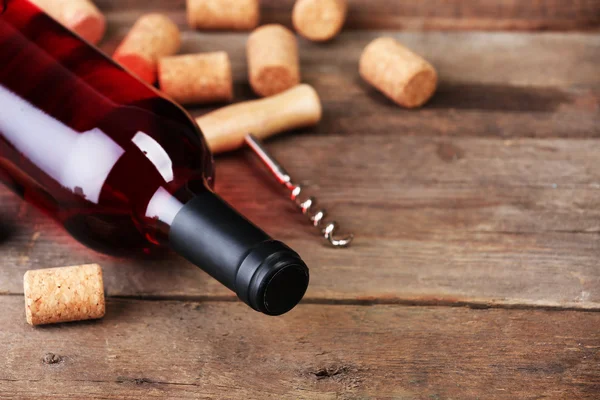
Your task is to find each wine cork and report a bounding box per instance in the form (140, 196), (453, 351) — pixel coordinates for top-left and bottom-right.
(187, 0), (260, 31)
(359, 37), (438, 108)
(29, 0), (106, 44)
(158, 52), (233, 105)
(247, 24), (300, 97)
(24, 264), (105, 326)
(292, 0), (347, 42)
(197, 84), (321, 153)
(113, 14), (181, 84)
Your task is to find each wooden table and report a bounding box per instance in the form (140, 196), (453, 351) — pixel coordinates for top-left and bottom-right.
(1, 1), (599, 398)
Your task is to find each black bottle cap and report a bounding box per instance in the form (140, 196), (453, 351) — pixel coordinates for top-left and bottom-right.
(236, 240), (309, 315)
(169, 192), (309, 316)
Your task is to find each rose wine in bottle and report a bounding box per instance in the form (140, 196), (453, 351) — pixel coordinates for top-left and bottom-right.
(0, 0), (309, 315)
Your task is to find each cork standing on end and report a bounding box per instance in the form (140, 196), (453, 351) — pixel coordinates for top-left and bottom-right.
(113, 14), (181, 84)
(292, 0), (347, 42)
(359, 37), (438, 108)
(187, 0), (260, 30)
(24, 264), (106, 326)
(29, 0), (106, 44)
(247, 24), (301, 97)
(158, 52), (233, 105)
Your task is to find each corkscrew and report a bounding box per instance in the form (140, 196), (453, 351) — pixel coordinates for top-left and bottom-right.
(244, 134), (354, 248)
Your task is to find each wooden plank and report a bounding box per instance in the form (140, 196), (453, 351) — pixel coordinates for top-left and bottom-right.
(2, 138), (600, 309)
(100, 30), (600, 88)
(95, 0), (600, 31)
(0, 297), (598, 399)
(2, 27), (600, 306)
(99, 31), (600, 139)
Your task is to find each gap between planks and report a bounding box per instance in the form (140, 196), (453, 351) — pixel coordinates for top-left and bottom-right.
(1, 292), (599, 313)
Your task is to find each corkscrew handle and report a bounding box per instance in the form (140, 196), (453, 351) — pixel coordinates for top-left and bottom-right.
(244, 134), (354, 248)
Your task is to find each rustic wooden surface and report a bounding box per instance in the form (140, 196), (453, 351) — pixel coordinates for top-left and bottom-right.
(1, 1), (600, 399)
(97, 0), (600, 31)
(1, 297), (599, 399)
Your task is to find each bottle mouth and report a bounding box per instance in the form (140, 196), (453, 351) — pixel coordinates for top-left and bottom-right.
(257, 262), (309, 316)
(236, 241), (309, 316)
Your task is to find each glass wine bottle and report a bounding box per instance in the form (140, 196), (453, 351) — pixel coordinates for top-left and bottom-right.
(0, 0), (309, 316)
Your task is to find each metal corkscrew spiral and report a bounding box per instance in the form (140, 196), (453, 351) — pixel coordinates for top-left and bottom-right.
(245, 134), (354, 248)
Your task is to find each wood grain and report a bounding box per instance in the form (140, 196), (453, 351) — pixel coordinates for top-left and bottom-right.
(2, 2), (600, 398)
(100, 32), (600, 139)
(95, 0), (600, 31)
(101, 30), (600, 88)
(1, 30), (599, 307)
(2, 138), (600, 309)
(0, 297), (598, 400)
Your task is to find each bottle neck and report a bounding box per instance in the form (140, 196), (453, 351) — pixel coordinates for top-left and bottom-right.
(159, 189), (309, 316)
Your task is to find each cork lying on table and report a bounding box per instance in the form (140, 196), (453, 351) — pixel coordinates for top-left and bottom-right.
(158, 52), (233, 105)
(247, 24), (300, 97)
(293, 0), (347, 42)
(187, 0), (260, 30)
(29, 0), (106, 44)
(113, 14), (181, 84)
(359, 37), (438, 108)
(24, 264), (105, 326)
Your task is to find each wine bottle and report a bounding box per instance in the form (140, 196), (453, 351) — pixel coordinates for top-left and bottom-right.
(0, 0), (309, 316)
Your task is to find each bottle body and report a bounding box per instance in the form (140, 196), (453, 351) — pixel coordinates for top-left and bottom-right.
(0, 0), (214, 255)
